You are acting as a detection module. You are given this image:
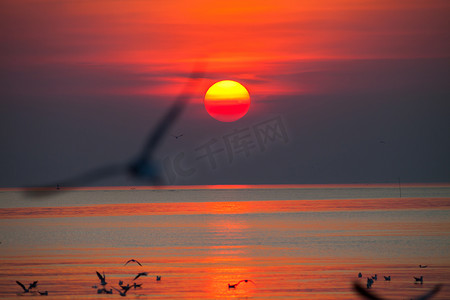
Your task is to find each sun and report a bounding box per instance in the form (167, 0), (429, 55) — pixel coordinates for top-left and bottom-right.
(204, 80), (250, 122)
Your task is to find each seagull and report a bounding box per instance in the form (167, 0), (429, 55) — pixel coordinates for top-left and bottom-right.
(419, 265), (428, 268)
(383, 276), (391, 281)
(228, 279), (255, 289)
(358, 272), (362, 278)
(132, 283), (142, 289)
(156, 276), (161, 281)
(24, 64), (205, 195)
(353, 281), (442, 300)
(29, 281), (38, 290)
(16, 281), (30, 293)
(367, 278), (374, 289)
(125, 259), (142, 266)
(172, 134), (184, 139)
(133, 272), (148, 281)
(113, 287), (129, 297)
(371, 274), (377, 281)
(120, 283), (131, 292)
(38, 291), (48, 296)
(96, 271), (107, 286)
(414, 276), (423, 284)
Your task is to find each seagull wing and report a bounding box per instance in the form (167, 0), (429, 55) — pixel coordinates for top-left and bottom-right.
(414, 284), (442, 300)
(136, 260), (142, 266)
(96, 271), (105, 281)
(25, 164), (126, 197)
(135, 65), (204, 160)
(133, 274), (141, 281)
(16, 281), (27, 292)
(353, 281), (384, 300)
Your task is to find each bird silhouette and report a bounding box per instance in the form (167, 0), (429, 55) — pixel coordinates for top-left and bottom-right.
(414, 276), (423, 284)
(228, 279), (255, 289)
(113, 287), (129, 297)
(96, 271), (107, 286)
(133, 272), (148, 281)
(419, 265), (428, 268)
(38, 291), (48, 296)
(358, 272), (362, 278)
(172, 134), (184, 139)
(24, 64), (205, 196)
(16, 281), (30, 293)
(383, 276), (391, 281)
(124, 259), (142, 266)
(353, 281), (441, 300)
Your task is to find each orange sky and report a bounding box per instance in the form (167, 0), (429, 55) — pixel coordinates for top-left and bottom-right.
(2, 0), (449, 98)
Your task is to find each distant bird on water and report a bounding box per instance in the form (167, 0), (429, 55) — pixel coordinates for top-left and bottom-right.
(228, 279), (255, 289)
(125, 259), (142, 266)
(358, 272), (362, 278)
(353, 281), (442, 300)
(156, 275), (161, 281)
(414, 276), (423, 284)
(371, 274), (377, 281)
(419, 265), (428, 268)
(383, 276), (391, 281)
(133, 272), (148, 281)
(38, 291), (48, 296)
(24, 64), (205, 195)
(132, 282), (142, 289)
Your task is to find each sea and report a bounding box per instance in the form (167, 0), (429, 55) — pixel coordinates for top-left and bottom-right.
(0, 184), (449, 299)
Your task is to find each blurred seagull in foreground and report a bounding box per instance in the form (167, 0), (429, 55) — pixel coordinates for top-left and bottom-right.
(228, 279), (255, 289)
(125, 259), (142, 266)
(353, 281), (442, 300)
(24, 64), (205, 196)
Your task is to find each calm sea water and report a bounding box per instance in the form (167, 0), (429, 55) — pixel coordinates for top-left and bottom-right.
(0, 184), (449, 299)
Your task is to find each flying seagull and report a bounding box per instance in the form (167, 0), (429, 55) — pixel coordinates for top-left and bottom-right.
(125, 259), (142, 266)
(133, 272), (148, 281)
(113, 287), (130, 297)
(353, 281), (442, 300)
(16, 281), (30, 293)
(96, 271), (107, 286)
(228, 279), (255, 289)
(25, 64), (205, 196)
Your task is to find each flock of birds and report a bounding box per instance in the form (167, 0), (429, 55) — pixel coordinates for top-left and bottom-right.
(353, 265), (443, 300)
(15, 280), (47, 296)
(16, 258), (254, 297)
(92, 259), (158, 296)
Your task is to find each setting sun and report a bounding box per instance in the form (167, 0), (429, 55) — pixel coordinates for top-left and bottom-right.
(204, 80), (250, 122)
